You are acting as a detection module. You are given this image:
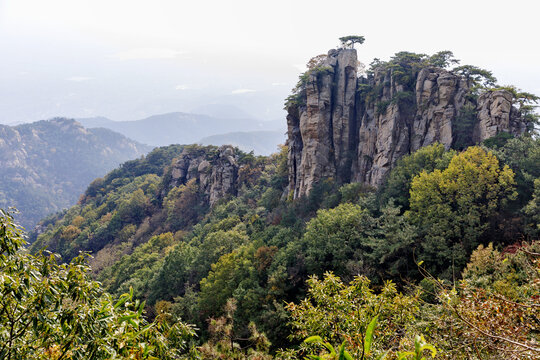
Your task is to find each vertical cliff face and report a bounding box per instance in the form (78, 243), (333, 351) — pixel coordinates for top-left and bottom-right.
(474, 90), (526, 142)
(287, 49), (528, 199)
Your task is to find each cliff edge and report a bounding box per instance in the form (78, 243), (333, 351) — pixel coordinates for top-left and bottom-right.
(286, 49), (528, 198)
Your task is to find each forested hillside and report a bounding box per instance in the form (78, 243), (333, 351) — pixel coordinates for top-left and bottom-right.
(0, 118), (151, 229)
(29, 135), (539, 358)
(5, 47), (540, 359)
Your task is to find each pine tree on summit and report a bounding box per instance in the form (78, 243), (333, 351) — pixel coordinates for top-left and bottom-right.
(339, 35), (365, 49)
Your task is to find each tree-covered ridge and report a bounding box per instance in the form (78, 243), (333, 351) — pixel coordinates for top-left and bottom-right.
(19, 129), (539, 358)
(6, 36), (539, 358)
(0, 118), (151, 229)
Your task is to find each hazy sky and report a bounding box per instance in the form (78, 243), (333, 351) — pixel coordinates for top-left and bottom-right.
(1, 0), (539, 124)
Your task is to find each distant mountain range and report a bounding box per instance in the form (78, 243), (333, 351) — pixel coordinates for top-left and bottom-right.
(0, 118), (151, 229)
(77, 111), (286, 154)
(199, 130), (285, 155)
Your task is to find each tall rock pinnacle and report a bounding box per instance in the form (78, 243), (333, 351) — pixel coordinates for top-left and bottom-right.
(286, 48), (528, 199)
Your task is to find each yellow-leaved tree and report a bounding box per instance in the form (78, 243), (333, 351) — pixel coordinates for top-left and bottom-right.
(408, 146), (517, 278)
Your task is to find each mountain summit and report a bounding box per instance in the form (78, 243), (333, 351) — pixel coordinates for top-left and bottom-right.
(286, 48), (531, 198)
(0, 118), (150, 228)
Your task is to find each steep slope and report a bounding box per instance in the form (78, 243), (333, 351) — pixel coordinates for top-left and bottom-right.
(79, 112), (286, 147)
(286, 49), (531, 198)
(0, 118), (151, 229)
(29, 144), (266, 263)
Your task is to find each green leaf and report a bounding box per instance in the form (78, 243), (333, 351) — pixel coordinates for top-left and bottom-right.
(114, 294), (129, 309)
(304, 335), (323, 344)
(364, 315), (378, 356)
(119, 313), (138, 323)
(420, 344), (437, 358)
(397, 352), (414, 360)
(340, 344), (353, 360)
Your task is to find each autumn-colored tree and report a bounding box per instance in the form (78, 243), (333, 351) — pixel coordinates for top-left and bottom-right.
(408, 147), (517, 278)
(424, 241), (540, 359)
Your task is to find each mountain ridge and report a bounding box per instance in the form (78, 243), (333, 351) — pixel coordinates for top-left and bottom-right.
(0, 118), (151, 228)
(77, 111), (286, 148)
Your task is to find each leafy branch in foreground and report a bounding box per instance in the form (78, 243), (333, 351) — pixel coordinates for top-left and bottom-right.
(283, 272), (420, 358)
(0, 208), (196, 360)
(417, 241), (540, 359)
(300, 317), (436, 360)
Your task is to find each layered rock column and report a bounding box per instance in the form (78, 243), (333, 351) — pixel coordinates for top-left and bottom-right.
(474, 90), (524, 142)
(287, 49), (359, 198)
(286, 48), (527, 199)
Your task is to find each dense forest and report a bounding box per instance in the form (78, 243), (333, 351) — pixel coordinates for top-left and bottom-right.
(1, 47), (540, 359)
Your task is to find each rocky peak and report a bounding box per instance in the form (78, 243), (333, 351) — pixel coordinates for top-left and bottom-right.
(286, 48), (528, 199)
(167, 145), (240, 206)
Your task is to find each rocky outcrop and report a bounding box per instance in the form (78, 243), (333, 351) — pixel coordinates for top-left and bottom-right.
(287, 49), (528, 199)
(474, 90), (525, 142)
(411, 68), (469, 151)
(167, 145), (240, 206)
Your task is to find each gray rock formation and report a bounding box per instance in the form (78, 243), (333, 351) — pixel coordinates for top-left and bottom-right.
(473, 90), (525, 142)
(286, 49), (527, 199)
(167, 145), (240, 206)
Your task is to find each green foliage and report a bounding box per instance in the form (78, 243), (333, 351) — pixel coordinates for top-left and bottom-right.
(0, 209), (196, 360)
(397, 335), (436, 360)
(149, 219), (248, 304)
(452, 104), (478, 150)
(198, 245), (263, 321)
(31, 173), (161, 261)
(339, 35), (365, 49)
(301, 203), (376, 278)
(83, 144), (183, 202)
(482, 132), (514, 149)
(426, 50), (459, 68)
(453, 65), (497, 88)
(408, 147), (517, 278)
(523, 179), (540, 237)
(286, 272), (420, 358)
(164, 179), (206, 231)
(378, 143), (455, 210)
(365, 201), (418, 281)
(98, 232), (176, 298)
(488, 135), (540, 213)
(19, 120), (540, 359)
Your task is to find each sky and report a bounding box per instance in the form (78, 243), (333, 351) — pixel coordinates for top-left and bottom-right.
(0, 0), (539, 124)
